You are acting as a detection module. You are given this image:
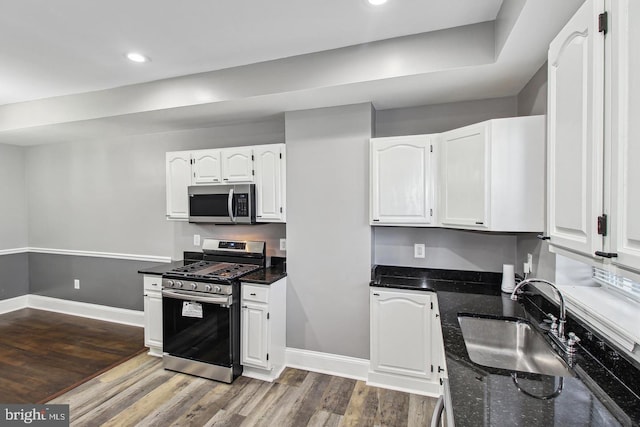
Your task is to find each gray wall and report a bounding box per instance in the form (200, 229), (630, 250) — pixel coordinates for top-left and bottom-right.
(375, 96), (517, 137)
(22, 118), (286, 309)
(517, 62), (548, 116)
(286, 103), (373, 359)
(29, 253), (155, 310)
(0, 144), (28, 249)
(374, 228), (517, 273)
(0, 253), (29, 300)
(515, 62), (553, 279)
(0, 144), (29, 300)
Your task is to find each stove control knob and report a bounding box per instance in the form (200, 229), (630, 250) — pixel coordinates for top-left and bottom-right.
(166, 280), (174, 287)
(214, 285), (222, 293)
(191, 283), (198, 290)
(205, 284), (212, 292)
(176, 281), (183, 288)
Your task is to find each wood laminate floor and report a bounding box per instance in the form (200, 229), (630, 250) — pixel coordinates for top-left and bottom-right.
(50, 353), (437, 426)
(0, 308), (145, 404)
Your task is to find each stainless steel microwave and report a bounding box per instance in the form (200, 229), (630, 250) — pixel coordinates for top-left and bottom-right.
(188, 184), (256, 224)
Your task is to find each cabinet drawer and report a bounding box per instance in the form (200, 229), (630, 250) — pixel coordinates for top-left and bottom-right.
(143, 275), (162, 292)
(242, 285), (269, 303)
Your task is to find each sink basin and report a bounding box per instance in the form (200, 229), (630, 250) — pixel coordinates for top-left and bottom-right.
(458, 314), (574, 377)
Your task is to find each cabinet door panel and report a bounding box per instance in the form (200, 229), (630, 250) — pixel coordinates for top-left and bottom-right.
(547, 0), (604, 256)
(144, 292), (163, 350)
(255, 145), (283, 221)
(165, 151), (192, 219)
(441, 124), (488, 227)
(242, 303), (269, 368)
(222, 148), (254, 183)
(193, 149), (221, 184)
(370, 290), (434, 380)
(371, 136), (433, 225)
(611, 0), (640, 271)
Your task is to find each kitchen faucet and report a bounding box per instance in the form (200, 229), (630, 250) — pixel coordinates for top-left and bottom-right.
(511, 278), (580, 353)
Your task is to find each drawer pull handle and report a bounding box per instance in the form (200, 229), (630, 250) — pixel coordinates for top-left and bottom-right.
(250, 293), (256, 296)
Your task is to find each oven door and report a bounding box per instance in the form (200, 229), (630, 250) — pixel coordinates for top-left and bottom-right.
(162, 289), (234, 368)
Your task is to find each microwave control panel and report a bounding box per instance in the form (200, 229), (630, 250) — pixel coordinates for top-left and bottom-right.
(236, 194), (249, 216)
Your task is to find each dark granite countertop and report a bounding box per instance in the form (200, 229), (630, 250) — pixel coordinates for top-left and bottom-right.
(372, 265), (639, 427)
(240, 266), (287, 285)
(138, 261), (185, 276)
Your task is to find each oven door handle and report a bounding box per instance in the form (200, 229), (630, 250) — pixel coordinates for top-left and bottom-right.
(162, 289), (232, 306)
(228, 188), (236, 223)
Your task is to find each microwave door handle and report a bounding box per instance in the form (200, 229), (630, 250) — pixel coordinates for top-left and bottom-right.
(228, 188), (236, 223)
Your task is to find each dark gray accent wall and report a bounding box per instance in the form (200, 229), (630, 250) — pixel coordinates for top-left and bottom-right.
(29, 253), (159, 311)
(0, 253), (29, 300)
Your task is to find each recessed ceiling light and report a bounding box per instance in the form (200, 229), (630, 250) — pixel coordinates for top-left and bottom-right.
(368, 0), (387, 5)
(126, 52), (150, 63)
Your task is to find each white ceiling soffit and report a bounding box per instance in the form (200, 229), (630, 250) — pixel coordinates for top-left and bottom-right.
(0, 0), (503, 106)
(0, 0), (585, 146)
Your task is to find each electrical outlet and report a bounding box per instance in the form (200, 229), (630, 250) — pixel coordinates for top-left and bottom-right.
(280, 238), (287, 251)
(193, 234), (201, 246)
(414, 243), (425, 258)
(74, 279), (80, 290)
(527, 253), (534, 274)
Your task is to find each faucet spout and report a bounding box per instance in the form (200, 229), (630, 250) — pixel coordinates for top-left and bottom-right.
(510, 278), (567, 342)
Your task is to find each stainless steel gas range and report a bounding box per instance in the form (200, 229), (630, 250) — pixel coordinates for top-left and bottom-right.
(161, 239), (265, 383)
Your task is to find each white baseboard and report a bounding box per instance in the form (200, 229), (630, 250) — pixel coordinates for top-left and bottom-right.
(27, 295), (144, 327)
(242, 364), (286, 383)
(285, 347), (369, 381)
(0, 295), (29, 314)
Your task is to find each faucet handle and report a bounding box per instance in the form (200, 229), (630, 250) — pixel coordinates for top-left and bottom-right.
(546, 313), (558, 336)
(567, 332), (581, 353)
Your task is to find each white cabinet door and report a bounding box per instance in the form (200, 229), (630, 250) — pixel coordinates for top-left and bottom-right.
(222, 147), (254, 183)
(610, 0), (640, 271)
(547, 0), (605, 257)
(370, 289), (435, 380)
(165, 151), (192, 220)
(242, 302), (269, 369)
(254, 145), (284, 222)
(192, 149), (221, 185)
(440, 123), (489, 228)
(370, 135), (434, 225)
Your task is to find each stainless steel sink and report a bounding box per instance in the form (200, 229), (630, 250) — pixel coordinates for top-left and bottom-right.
(458, 314), (574, 377)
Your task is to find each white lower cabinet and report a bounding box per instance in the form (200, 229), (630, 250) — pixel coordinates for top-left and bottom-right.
(240, 278), (286, 381)
(369, 288), (444, 396)
(143, 275), (163, 357)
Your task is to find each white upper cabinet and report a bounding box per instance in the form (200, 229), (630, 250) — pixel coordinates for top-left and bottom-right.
(547, 0), (605, 256)
(222, 147), (254, 183)
(192, 149), (221, 184)
(254, 144), (286, 222)
(440, 116), (545, 232)
(165, 144), (286, 222)
(165, 151), (192, 220)
(370, 135), (435, 226)
(440, 123), (489, 228)
(609, 0), (640, 272)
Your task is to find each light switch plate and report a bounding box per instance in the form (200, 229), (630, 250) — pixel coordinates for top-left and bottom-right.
(194, 234), (201, 246)
(74, 279), (80, 290)
(280, 238), (287, 251)
(414, 243), (425, 258)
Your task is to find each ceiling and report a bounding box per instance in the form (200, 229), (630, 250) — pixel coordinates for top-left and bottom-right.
(0, 0), (585, 145)
(0, 0), (503, 105)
